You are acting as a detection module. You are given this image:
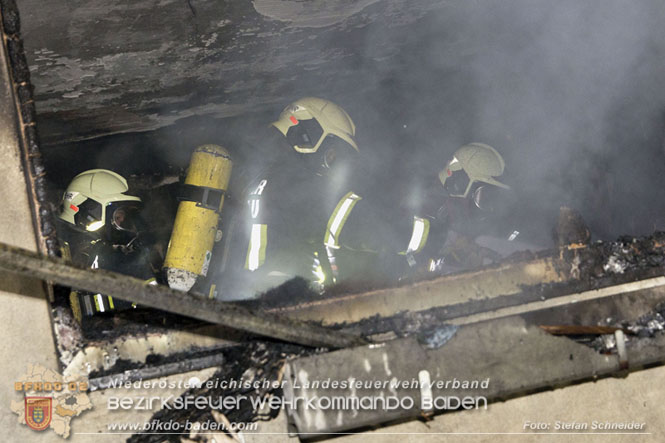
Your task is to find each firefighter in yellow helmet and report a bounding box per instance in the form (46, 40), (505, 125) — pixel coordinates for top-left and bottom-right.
(438, 143), (510, 199)
(272, 97), (358, 151)
(58, 169), (142, 237)
(270, 96), (359, 177)
(213, 97), (401, 299)
(418, 143), (516, 271)
(57, 169), (158, 320)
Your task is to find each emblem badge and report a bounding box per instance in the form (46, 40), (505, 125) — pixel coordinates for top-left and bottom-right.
(25, 397), (52, 431)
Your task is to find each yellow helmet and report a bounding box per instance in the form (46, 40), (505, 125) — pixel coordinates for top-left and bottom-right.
(58, 169), (141, 232)
(439, 143), (510, 198)
(271, 97), (358, 154)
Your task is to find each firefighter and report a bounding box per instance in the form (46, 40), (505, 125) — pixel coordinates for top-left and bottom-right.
(57, 169), (157, 320)
(420, 142), (518, 272)
(214, 97), (402, 299)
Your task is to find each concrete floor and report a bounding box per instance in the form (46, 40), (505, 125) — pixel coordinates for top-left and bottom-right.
(1, 119), (664, 443)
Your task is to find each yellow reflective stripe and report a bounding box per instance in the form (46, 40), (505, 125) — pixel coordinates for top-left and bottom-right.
(94, 294), (104, 312)
(324, 192), (362, 249)
(108, 296), (115, 310)
(401, 216), (430, 254)
(245, 223), (268, 271)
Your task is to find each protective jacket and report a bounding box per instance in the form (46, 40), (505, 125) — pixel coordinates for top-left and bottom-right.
(58, 219), (157, 320)
(212, 130), (405, 299)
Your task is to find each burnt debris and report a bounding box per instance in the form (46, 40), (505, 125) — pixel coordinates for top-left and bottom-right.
(128, 341), (312, 443)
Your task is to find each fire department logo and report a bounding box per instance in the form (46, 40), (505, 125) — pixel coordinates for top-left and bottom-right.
(11, 364), (92, 438)
(25, 397), (52, 431)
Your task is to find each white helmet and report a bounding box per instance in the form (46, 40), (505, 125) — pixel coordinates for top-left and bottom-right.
(439, 143), (510, 198)
(58, 169), (141, 232)
(271, 97), (358, 154)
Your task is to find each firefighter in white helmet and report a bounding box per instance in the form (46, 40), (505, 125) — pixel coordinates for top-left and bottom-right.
(57, 169), (157, 320)
(58, 169), (142, 236)
(438, 142), (510, 198)
(412, 142), (517, 272)
(271, 96), (359, 177)
(214, 97), (401, 299)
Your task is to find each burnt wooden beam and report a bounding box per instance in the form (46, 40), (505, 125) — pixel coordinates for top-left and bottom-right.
(0, 241), (364, 349)
(269, 235), (665, 328)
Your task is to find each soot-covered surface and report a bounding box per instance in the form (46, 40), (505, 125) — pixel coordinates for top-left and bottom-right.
(127, 341), (313, 443)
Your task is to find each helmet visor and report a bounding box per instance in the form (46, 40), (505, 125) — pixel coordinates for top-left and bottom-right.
(73, 199), (104, 231)
(443, 169), (472, 197)
(286, 118), (324, 152)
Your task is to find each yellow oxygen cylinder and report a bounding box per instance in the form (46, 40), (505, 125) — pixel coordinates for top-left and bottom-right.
(164, 144), (232, 291)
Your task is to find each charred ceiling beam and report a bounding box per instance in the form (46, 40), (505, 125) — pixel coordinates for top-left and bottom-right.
(0, 241), (364, 349)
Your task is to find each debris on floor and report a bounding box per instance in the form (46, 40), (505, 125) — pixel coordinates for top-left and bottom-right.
(128, 341), (312, 443)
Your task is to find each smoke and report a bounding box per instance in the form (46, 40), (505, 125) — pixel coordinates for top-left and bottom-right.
(349, 0), (665, 242)
(42, 0), (665, 246)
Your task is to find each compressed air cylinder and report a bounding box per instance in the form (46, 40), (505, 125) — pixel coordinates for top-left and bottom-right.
(164, 144), (232, 291)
